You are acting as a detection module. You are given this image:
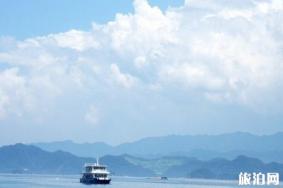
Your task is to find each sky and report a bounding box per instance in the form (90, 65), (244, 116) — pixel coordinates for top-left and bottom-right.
(0, 0), (283, 145)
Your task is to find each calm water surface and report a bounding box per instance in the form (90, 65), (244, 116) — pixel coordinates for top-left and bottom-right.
(0, 174), (276, 188)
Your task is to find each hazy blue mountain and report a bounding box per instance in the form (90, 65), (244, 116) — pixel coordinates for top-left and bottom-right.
(122, 155), (283, 179)
(34, 140), (113, 158)
(0, 143), (95, 174)
(101, 155), (155, 177)
(1, 144), (283, 180)
(0, 144), (153, 176)
(33, 132), (283, 163)
(164, 155), (283, 179)
(113, 132), (283, 155)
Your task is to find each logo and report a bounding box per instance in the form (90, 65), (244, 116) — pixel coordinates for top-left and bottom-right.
(239, 172), (279, 186)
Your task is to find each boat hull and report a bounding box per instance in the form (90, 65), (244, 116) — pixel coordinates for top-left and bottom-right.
(80, 178), (111, 184)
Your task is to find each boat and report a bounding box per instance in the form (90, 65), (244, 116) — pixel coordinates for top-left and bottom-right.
(80, 159), (111, 184)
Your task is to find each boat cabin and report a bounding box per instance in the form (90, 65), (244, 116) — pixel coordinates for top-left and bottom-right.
(85, 164), (107, 172)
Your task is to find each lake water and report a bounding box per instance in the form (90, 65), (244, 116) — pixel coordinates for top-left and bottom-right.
(0, 174), (277, 188)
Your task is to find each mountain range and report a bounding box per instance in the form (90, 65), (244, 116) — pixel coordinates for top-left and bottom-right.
(0, 143), (152, 176)
(33, 132), (283, 163)
(1, 143), (283, 180)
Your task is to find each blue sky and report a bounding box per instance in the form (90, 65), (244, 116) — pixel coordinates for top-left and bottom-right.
(0, 0), (183, 39)
(0, 0), (283, 145)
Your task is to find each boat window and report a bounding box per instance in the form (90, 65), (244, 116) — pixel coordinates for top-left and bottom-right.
(92, 166), (105, 170)
(86, 167), (92, 172)
(85, 165), (106, 171)
(95, 174), (107, 178)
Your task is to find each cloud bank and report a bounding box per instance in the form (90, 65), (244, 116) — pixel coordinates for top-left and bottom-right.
(0, 0), (283, 123)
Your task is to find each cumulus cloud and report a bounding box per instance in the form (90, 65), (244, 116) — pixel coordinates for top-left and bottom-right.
(51, 29), (100, 51)
(110, 64), (137, 88)
(0, 68), (26, 118)
(0, 0), (283, 120)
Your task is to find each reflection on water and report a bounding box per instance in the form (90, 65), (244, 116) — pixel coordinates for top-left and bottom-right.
(0, 173), (274, 188)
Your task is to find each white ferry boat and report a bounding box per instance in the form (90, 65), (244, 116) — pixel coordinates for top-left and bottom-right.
(80, 159), (111, 184)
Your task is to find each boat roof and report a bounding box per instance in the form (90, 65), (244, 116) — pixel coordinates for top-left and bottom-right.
(84, 163), (107, 167)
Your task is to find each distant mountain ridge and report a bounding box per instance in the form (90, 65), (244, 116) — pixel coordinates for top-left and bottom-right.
(1, 143), (283, 180)
(0, 144), (153, 176)
(33, 132), (283, 163)
(0, 143), (94, 174)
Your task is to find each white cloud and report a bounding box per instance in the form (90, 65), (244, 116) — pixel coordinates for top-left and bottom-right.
(0, 0), (283, 121)
(110, 64), (137, 88)
(50, 29), (100, 51)
(0, 68), (27, 118)
(256, 0), (283, 13)
(134, 56), (147, 69)
(104, 0), (179, 57)
(159, 64), (225, 91)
